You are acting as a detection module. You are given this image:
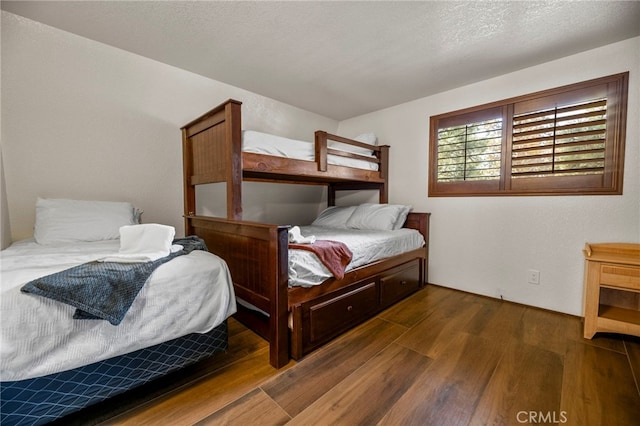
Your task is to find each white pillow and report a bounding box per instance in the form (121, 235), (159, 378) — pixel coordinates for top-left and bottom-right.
(392, 205), (412, 230)
(34, 198), (138, 244)
(311, 206), (357, 228)
(346, 203), (412, 231)
(354, 132), (378, 145)
(328, 132), (378, 157)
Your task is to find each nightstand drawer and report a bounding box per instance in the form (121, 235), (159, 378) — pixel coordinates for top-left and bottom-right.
(601, 264), (640, 291)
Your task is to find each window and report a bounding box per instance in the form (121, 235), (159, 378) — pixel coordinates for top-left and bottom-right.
(429, 72), (628, 196)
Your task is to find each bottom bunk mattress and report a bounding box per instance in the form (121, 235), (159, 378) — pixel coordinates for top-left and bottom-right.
(0, 322), (228, 426)
(288, 225), (426, 287)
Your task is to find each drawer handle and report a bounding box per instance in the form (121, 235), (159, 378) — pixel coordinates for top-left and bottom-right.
(347, 305), (353, 312)
(400, 280), (407, 286)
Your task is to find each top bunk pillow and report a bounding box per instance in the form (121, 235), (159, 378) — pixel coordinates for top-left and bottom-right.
(353, 132), (378, 145)
(345, 203), (411, 231)
(328, 132), (378, 157)
(34, 198), (138, 245)
(311, 206), (357, 229)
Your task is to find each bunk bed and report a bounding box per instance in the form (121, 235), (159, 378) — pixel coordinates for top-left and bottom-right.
(181, 99), (429, 368)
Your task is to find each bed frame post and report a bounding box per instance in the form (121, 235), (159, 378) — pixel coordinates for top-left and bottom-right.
(181, 128), (196, 235)
(327, 186), (336, 206)
(188, 216), (291, 368)
(378, 145), (389, 203)
(226, 100), (243, 220)
(315, 131), (328, 172)
(405, 212), (430, 285)
(270, 227), (290, 368)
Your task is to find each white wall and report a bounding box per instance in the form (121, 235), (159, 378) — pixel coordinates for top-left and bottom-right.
(0, 17), (8, 250)
(1, 12), (337, 241)
(0, 148), (11, 250)
(3, 11), (639, 317)
(337, 37), (640, 316)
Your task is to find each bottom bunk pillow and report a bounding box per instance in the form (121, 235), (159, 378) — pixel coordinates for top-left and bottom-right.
(0, 322), (228, 426)
(345, 203), (411, 231)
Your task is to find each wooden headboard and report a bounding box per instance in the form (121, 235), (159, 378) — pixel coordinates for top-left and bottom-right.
(181, 100), (243, 227)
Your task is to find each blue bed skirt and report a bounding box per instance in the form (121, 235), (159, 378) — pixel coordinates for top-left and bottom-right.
(1, 321), (228, 426)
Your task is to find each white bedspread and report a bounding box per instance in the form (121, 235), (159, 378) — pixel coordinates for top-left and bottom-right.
(288, 226), (425, 287)
(0, 239), (236, 381)
(242, 130), (379, 171)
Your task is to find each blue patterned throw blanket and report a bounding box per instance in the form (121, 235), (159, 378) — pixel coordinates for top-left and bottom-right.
(20, 236), (207, 325)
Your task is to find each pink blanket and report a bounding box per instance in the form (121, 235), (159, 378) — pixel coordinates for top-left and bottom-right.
(289, 240), (353, 280)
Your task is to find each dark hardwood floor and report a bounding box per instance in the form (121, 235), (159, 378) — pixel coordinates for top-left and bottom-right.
(78, 285), (639, 425)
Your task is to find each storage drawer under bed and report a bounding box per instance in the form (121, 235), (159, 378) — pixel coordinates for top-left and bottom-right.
(380, 262), (421, 306)
(291, 258), (425, 360)
(309, 280), (378, 344)
(291, 279), (379, 358)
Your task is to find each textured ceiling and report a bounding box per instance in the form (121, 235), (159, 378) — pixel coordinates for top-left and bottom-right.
(2, 1), (640, 120)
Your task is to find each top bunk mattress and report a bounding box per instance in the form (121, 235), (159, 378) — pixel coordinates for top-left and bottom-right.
(242, 130), (379, 171)
(0, 239), (237, 382)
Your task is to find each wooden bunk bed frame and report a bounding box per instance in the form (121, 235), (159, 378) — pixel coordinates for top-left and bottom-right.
(181, 99), (390, 220)
(181, 99), (429, 368)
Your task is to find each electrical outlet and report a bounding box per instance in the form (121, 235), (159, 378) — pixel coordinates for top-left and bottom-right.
(527, 269), (540, 285)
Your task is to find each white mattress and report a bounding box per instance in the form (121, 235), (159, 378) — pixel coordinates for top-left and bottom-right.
(242, 130), (379, 171)
(288, 226), (425, 287)
(0, 239), (236, 381)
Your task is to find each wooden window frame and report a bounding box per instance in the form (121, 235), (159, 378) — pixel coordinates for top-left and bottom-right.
(428, 72), (629, 197)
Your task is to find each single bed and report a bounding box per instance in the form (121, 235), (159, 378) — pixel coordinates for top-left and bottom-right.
(0, 199), (236, 425)
(181, 101), (430, 368)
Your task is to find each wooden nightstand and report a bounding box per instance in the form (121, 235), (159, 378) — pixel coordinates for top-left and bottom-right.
(582, 243), (640, 339)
